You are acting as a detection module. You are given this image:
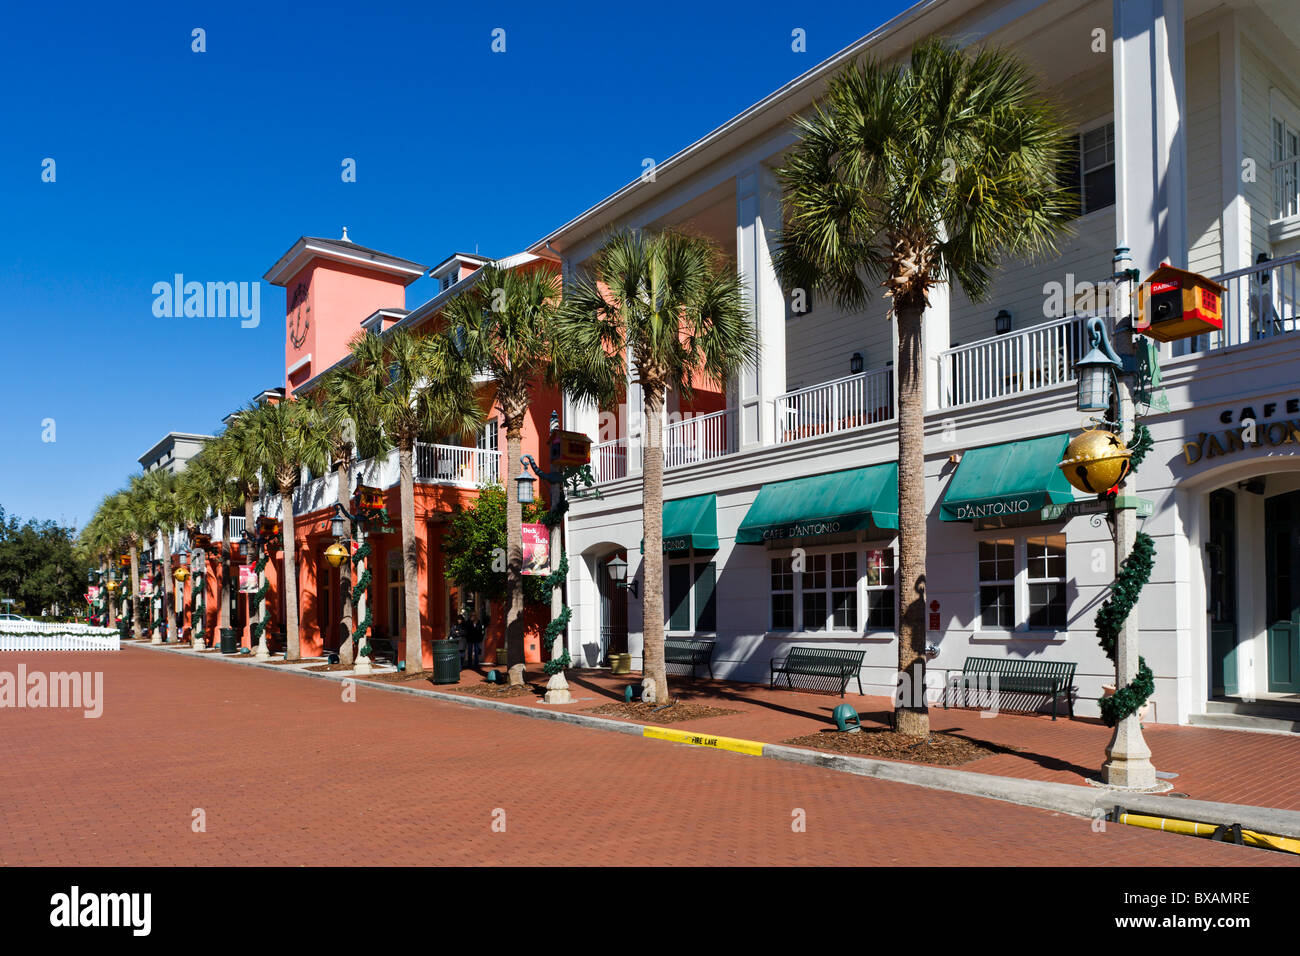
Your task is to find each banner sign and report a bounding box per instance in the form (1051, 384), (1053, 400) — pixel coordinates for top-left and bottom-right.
(521, 523), (550, 576)
(239, 564), (257, 593)
(140, 574), (152, 596)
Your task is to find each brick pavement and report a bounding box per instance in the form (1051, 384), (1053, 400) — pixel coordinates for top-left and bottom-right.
(0, 648), (1293, 866)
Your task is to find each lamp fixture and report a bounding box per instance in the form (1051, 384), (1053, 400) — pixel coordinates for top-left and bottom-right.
(604, 554), (639, 598)
(850, 352), (864, 375)
(1073, 316), (1125, 413)
(995, 309), (1012, 335)
(515, 464), (536, 505)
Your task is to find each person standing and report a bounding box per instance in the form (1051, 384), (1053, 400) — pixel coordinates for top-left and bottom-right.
(465, 608), (484, 668)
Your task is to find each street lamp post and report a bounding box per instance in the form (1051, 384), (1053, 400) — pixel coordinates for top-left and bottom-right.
(331, 498), (373, 674)
(520, 430), (572, 705)
(241, 525), (272, 661)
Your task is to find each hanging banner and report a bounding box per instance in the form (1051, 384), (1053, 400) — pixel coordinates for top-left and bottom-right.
(239, 564), (257, 593)
(139, 574), (152, 596)
(521, 523), (550, 576)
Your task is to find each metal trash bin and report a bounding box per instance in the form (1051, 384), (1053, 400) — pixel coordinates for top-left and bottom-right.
(432, 640), (461, 684)
(220, 627), (238, 654)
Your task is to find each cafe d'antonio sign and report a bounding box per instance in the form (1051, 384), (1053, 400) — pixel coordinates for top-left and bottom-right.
(1183, 398), (1300, 465)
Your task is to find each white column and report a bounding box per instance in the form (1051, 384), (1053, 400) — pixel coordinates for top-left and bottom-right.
(736, 163), (786, 449)
(1113, 0), (1189, 276)
(921, 282), (951, 412)
(626, 346), (643, 479)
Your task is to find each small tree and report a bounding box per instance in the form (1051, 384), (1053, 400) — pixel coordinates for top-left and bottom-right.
(444, 484), (549, 608)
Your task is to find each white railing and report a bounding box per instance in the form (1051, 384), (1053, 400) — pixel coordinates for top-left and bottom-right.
(775, 367), (895, 444)
(664, 408), (737, 469)
(416, 443), (501, 486)
(1181, 253), (1300, 354)
(938, 315), (1089, 409)
(227, 515), (246, 540)
(592, 438), (628, 482)
(0, 622), (120, 651)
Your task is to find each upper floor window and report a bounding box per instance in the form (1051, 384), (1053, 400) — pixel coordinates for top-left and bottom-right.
(1272, 89), (1300, 221)
(1062, 122), (1115, 217)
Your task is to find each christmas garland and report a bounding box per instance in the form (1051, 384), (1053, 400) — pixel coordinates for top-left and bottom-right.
(340, 536), (375, 655)
(1094, 421), (1157, 727)
(250, 553), (270, 643)
(537, 475), (583, 676)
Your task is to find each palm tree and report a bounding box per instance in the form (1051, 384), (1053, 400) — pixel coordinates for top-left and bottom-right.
(200, 435), (243, 645)
(176, 448), (223, 644)
(440, 263), (564, 672)
(216, 405), (267, 647)
(347, 328), (482, 674)
(773, 39), (1076, 736)
(135, 469), (182, 642)
(315, 368), (375, 665)
(246, 399), (330, 661)
(124, 474), (158, 640)
(557, 228), (755, 701)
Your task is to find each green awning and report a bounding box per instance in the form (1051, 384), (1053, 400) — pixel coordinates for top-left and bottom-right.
(641, 493), (718, 553)
(735, 463), (898, 544)
(940, 433), (1075, 522)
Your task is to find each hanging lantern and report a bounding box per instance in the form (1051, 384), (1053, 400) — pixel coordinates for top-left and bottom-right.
(325, 542), (350, 568)
(515, 465), (536, 505)
(1074, 316), (1125, 413)
(1059, 428), (1132, 496)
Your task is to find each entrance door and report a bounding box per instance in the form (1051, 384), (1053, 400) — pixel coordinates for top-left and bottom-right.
(1208, 489), (1238, 697)
(1265, 490), (1300, 693)
(598, 552), (628, 664)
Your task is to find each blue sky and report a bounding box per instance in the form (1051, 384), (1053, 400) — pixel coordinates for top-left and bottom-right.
(0, 0), (911, 530)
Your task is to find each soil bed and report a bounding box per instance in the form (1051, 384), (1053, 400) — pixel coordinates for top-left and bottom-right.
(265, 658), (324, 666)
(305, 662), (384, 673)
(585, 701), (741, 724)
(357, 671), (439, 685)
(781, 729), (1005, 766)
(446, 682), (541, 699)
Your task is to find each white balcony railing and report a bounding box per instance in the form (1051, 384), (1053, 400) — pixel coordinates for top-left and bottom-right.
(226, 515), (246, 540)
(664, 408), (737, 469)
(1184, 252), (1300, 354)
(938, 315), (1089, 410)
(592, 438), (628, 482)
(775, 367), (895, 444)
(415, 443), (501, 486)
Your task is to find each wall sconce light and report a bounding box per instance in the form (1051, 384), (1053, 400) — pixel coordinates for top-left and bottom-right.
(995, 309), (1012, 335)
(605, 554), (639, 598)
(850, 352), (864, 375)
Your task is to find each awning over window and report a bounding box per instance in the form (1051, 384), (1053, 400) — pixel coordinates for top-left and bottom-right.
(641, 493), (718, 553)
(940, 433), (1075, 522)
(735, 463), (898, 544)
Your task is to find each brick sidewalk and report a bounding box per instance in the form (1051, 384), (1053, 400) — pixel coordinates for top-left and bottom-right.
(393, 664), (1300, 811)
(0, 648), (1291, 866)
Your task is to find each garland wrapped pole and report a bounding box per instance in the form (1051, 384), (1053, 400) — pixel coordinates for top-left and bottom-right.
(1099, 247), (1158, 790)
(192, 548), (206, 649)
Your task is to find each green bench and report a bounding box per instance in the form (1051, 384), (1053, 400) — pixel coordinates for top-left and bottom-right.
(770, 646), (866, 697)
(663, 638), (715, 678)
(946, 656), (1077, 720)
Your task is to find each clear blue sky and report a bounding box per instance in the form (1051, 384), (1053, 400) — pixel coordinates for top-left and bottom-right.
(0, 0), (911, 530)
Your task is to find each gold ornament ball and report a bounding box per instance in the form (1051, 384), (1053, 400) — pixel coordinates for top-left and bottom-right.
(325, 542), (350, 568)
(173, 566), (191, 582)
(1059, 429), (1132, 495)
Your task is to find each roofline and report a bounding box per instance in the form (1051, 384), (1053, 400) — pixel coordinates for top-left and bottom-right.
(136, 432), (214, 466)
(263, 236), (429, 286)
(427, 252), (491, 277)
(523, 0), (967, 257)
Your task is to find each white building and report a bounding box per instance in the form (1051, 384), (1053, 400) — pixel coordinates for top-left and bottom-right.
(533, 0), (1300, 729)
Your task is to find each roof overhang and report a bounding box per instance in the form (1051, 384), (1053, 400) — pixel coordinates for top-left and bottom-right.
(263, 236), (428, 286)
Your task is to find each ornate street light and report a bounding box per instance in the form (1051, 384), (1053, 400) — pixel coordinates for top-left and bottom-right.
(515, 464), (535, 504)
(1074, 316), (1126, 413)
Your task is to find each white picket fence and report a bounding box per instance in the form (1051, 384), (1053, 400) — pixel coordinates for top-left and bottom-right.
(0, 622), (120, 651)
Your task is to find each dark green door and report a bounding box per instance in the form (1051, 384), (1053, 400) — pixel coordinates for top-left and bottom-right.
(1208, 489), (1238, 697)
(1265, 490), (1300, 693)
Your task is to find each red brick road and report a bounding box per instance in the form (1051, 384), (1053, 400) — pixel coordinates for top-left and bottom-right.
(0, 648), (1292, 866)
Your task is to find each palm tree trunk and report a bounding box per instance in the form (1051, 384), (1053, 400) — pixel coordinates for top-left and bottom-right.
(642, 387), (667, 702)
(281, 493), (301, 661)
(218, 514), (231, 634)
(336, 459), (354, 665)
(244, 492), (256, 649)
(129, 546), (142, 640)
(102, 561), (114, 627)
(160, 531), (176, 642)
(400, 443), (423, 673)
(895, 301), (929, 737)
(505, 428), (525, 677)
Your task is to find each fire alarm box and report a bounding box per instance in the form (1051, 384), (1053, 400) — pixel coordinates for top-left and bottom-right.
(1136, 264), (1225, 342)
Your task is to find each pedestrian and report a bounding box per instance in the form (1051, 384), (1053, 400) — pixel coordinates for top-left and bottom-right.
(465, 609), (484, 668)
(451, 611), (469, 665)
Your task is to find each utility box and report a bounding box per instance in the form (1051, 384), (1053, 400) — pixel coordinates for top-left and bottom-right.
(1136, 264), (1225, 343)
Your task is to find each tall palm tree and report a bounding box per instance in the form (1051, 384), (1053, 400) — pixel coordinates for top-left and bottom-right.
(135, 469), (182, 642)
(557, 228), (755, 701)
(216, 405), (267, 647)
(315, 368), (374, 664)
(773, 39), (1076, 736)
(124, 474), (158, 640)
(176, 448), (223, 644)
(440, 263), (564, 672)
(347, 328), (482, 674)
(246, 399), (330, 661)
(200, 435), (243, 644)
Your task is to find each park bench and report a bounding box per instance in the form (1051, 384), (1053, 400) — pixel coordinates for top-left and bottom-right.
(770, 646), (866, 697)
(945, 656), (1077, 720)
(663, 638), (716, 678)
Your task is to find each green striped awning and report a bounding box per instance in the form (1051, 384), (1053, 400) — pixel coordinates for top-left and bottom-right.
(641, 493), (718, 553)
(735, 464), (898, 544)
(940, 433), (1075, 522)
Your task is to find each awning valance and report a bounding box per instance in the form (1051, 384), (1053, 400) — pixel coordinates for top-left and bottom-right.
(641, 493), (718, 553)
(735, 464), (898, 544)
(940, 433), (1075, 522)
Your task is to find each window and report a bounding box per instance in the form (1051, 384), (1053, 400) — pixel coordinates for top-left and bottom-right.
(666, 557), (716, 633)
(1061, 122), (1115, 217)
(863, 548), (895, 630)
(387, 549), (405, 634)
(1027, 535), (1067, 628)
(1274, 117), (1300, 221)
(830, 552), (858, 630)
(770, 557), (794, 630)
(978, 539), (1016, 629)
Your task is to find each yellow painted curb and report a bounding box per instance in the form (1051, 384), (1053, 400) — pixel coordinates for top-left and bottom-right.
(643, 725), (765, 756)
(1117, 812), (1300, 855)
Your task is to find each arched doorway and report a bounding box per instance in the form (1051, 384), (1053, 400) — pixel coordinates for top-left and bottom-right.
(596, 550), (629, 666)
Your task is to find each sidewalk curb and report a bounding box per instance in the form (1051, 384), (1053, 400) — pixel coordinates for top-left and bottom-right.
(124, 642), (1300, 840)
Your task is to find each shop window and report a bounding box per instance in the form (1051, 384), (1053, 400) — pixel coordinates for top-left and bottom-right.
(768, 546), (889, 633)
(666, 556), (716, 633)
(770, 557), (794, 630)
(863, 547), (896, 630)
(978, 539), (1016, 629)
(1026, 534), (1067, 628)
(830, 552), (858, 630)
(978, 534), (1068, 632)
(801, 553), (828, 629)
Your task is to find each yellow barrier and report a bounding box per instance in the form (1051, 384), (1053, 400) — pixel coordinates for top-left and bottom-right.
(1116, 812), (1300, 855)
(643, 725), (766, 757)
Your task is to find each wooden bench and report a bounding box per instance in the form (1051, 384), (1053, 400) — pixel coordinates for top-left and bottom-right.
(663, 638), (715, 678)
(770, 646), (866, 697)
(946, 656), (1077, 720)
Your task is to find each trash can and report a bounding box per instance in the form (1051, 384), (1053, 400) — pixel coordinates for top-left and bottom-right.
(220, 627), (238, 654)
(432, 640), (461, 684)
(118, 620), (130, 643)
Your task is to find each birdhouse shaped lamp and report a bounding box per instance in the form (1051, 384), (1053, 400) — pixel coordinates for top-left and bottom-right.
(1136, 264), (1225, 343)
